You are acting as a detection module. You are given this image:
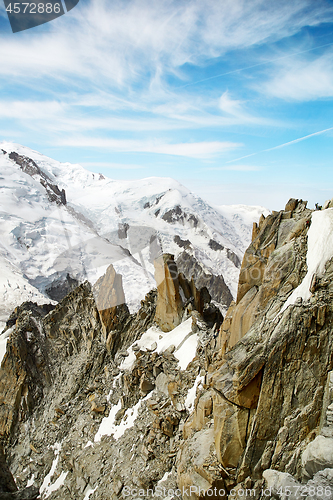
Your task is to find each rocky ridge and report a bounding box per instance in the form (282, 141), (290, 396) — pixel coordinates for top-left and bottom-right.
(2, 197), (333, 499)
(0, 256), (221, 499)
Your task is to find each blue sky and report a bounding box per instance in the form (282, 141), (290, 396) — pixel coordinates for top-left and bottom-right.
(1, 0), (333, 209)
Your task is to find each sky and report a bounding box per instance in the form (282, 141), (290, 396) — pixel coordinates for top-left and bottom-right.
(0, 0), (333, 210)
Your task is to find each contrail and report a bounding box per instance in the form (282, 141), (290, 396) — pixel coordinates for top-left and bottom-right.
(226, 126), (333, 163)
(176, 41), (333, 90)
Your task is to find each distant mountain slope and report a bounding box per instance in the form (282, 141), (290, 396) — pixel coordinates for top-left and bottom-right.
(0, 142), (268, 330)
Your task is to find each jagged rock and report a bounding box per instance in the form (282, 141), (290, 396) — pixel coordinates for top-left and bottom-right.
(139, 374), (155, 394)
(44, 282), (101, 356)
(263, 468), (333, 500)
(183, 391), (213, 439)
(176, 252), (233, 309)
(0, 310), (52, 441)
(93, 264), (130, 341)
(4, 195), (333, 500)
(263, 469), (301, 500)
(154, 254), (223, 332)
(0, 486), (40, 499)
(285, 198), (298, 212)
(236, 211), (282, 303)
(154, 254), (183, 332)
(4, 301), (55, 330)
(177, 427), (227, 499)
(176, 197), (333, 497)
(109, 289), (157, 355)
(0, 445), (17, 493)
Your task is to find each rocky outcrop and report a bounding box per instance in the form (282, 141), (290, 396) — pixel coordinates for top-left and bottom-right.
(154, 254), (223, 332)
(154, 254), (183, 331)
(175, 199), (333, 499)
(0, 307), (52, 441)
(8, 152), (66, 206)
(0, 268), (219, 499)
(93, 264), (130, 342)
(107, 289), (157, 356)
(0, 284), (101, 444)
(176, 252), (233, 309)
(221, 198), (311, 350)
(161, 205), (199, 228)
(4, 197), (333, 500)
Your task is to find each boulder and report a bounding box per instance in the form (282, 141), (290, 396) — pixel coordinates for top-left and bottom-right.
(302, 436), (333, 479)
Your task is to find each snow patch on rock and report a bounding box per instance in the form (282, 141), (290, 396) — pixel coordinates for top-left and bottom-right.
(120, 318), (195, 372)
(281, 209), (333, 314)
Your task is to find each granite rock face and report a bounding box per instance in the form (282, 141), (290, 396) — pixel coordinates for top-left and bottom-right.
(154, 254), (222, 333)
(3, 199), (333, 500)
(93, 264), (130, 347)
(176, 199), (333, 499)
(154, 254), (183, 331)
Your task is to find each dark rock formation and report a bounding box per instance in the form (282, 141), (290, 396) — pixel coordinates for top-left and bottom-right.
(161, 205), (199, 228)
(176, 251), (233, 308)
(9, 152), (66, 206)
(45, 273), (79, 301)
(208, 239), (224, 251)
(154, 253), (222, 332)
(118, 222), (129, 239)
(174, 235), (191, 249)
(4, 302), (55, 330)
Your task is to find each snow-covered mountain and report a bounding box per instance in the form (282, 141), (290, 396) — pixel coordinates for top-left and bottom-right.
(0, 142), (269, 331)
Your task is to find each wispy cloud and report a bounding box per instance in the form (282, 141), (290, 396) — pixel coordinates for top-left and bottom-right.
(0, 94), (277, 137)
(207, 164), (263, 171)
(59, 137), (242, 159)
(0, 0), (329, 150)
(259, 50), (333, 101)
(0, 0), (331, 88)
(0, 0), (333, 206)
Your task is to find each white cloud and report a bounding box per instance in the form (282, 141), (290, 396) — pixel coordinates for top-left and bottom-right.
(0, 94), (276, 136)
(207, 164), (262, 171)
(0, 101), (65, 120)
(217, 90), (268, 125)
(219, 91), (245, 116)
(0, 0), (330, 88)
(0, 0), (331, 156)
(58, 137), (242, 158)
(260, 51), (333, 101)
